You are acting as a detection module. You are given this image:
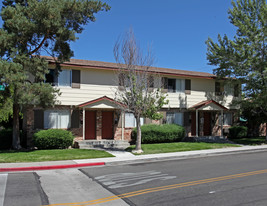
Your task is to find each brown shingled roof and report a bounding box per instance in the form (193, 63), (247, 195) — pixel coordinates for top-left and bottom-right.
(42, 56), (216, 79)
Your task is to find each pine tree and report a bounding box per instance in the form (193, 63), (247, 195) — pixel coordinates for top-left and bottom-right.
(206, 0), (267, 137)
(0, 0), (110, 149)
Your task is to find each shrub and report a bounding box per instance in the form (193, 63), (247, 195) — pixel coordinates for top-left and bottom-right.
(228, 126), (247, 139)
(0, 128), (12, 150)
(33, 129), (74, 149)
(131, 124), (185, 144)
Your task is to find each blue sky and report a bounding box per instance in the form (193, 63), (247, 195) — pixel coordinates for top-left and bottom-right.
(0, 0), (237, 74)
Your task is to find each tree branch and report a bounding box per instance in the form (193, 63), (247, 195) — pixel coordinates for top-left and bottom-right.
(29, 34), (48, 55)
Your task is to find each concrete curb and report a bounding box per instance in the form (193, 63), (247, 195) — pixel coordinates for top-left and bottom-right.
(106, 147), (267, 166)
(0, 162), (105, 172)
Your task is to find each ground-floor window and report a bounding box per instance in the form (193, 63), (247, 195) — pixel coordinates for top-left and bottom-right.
(166, 112), (184, 126)
(125, 113), (144, 128)
(223, 113), (232, 125)
(44, 110), (70, 129)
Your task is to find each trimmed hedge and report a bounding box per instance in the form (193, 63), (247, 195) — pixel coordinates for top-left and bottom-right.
(131, 124), (185, 144)
(228, 126), (247, 139)
(33, 129), (74, 149)
(0, 128), (12, 150)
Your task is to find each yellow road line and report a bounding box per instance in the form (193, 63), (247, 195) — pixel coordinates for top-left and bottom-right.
(45, 169), (267, 206)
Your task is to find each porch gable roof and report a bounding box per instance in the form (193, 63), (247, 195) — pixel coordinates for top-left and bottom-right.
(189, 100), (228, 111)
(78, 96), (124, 109)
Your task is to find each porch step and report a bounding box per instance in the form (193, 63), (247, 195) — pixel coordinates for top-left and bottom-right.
(78, 140), (130, 150)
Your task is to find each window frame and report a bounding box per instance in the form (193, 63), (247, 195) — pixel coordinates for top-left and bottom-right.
(125, 113), (144, 128)
(44, 110), (71, 129)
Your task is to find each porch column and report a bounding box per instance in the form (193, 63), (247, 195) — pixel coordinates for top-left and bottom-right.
(121, 111), (125, 140)
(221, 110), (223, 137)
(196, 109), (198, 137)
(83, 108), (85, 140)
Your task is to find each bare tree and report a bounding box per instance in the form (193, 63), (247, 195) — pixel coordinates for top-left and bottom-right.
(113, 29), (168, 153)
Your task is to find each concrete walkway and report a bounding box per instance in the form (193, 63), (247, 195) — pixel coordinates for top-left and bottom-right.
(1, 145), (267, 172)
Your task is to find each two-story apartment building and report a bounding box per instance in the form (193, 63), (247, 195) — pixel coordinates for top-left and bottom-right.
(23, 57), (240, 148)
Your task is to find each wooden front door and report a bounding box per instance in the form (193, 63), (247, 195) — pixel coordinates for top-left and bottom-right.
(102, 111), (113, 139)
(203, 112), (211, 136)
(85, 111), (96, 139)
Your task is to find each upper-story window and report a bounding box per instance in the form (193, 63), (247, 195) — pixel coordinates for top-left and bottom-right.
(215, 82), (224, 96)
(58, 70), (71, 87)
(163, 78), (186, 93)
(46, 69), (80, 88)
(234, 84), (240, 97)
(168, 78), (176, 92)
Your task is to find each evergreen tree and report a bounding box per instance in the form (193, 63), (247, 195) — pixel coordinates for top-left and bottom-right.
(0, 0), (110, 149)
(206, 0), (266, 137)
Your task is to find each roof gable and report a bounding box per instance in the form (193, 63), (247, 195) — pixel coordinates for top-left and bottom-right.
(78, 96), (123, 109)
(190, 100), (228, 111)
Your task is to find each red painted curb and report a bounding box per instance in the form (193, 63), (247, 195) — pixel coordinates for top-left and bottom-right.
(0, 162), (105, 172)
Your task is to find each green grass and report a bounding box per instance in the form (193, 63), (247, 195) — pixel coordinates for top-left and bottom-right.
(0, 149), (114, 163)
(126, 142), (240, 155)
(229, 137), (266, 145)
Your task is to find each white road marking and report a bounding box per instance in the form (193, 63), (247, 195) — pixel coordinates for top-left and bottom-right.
(96, 170), (176, 189)
(0, 174), (8, 206)
(209, 191), (216, 194)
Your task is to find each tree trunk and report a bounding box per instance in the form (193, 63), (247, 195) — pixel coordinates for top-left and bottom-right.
(133, 116), (143, 153)
(12, 103), (21, 150)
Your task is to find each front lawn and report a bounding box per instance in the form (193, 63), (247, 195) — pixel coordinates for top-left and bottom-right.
(229, 137), (266, 145)
(0, 149), (114, 163)
(127, 142), (240, 155)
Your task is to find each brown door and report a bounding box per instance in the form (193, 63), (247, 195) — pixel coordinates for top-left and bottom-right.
(102, 111), (113, 139)
(85, 111), (96, 139)
(203, 112), (211, 136)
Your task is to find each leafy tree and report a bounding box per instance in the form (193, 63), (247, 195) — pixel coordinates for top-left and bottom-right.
(0, 0), (110, 149)
(206, 0), (266, 138)
(114, 29), (168, 153)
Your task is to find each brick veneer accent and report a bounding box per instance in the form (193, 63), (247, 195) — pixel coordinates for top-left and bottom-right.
(114, 127), (133, 141)
(96, 110), (102, 140)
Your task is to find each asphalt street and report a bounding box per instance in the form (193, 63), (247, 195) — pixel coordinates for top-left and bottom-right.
(1, 151), (267, 206)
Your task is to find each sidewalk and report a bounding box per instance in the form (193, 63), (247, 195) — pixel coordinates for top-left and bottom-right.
(1, 145), (267, 172)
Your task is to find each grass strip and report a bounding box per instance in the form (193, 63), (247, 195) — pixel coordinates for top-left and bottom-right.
(0, 149), (113, 163)
(127, 142), (240, 155)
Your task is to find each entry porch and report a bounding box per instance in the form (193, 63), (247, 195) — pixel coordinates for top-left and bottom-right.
(77, 96), (130, 149)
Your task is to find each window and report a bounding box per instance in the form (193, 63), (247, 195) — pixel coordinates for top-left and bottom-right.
(223, 113), (232, 125)
(215, 82), (224, 96)
(46, 69), (72, 87)
(44, 110), (70, 129)
(148, 75), (154, 88)
(166, 112), (184, 126)
(118, 73), (125, 86)
(219, 113), (233, 125)
(166, 78), (185, 93)
(167, 78), (176, 92)
(185, 79), (191, 94)
(234, 84), (239, 97)
(176, 79), (185, 93)
(125, 113), (144, 127)
(58, 70), (71, 87)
